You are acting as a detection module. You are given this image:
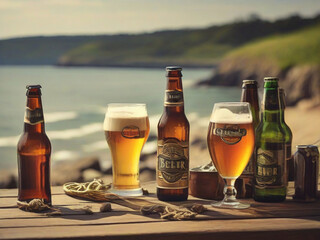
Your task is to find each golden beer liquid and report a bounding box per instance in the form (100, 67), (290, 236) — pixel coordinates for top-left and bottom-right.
(104, 116), (149, 190)
(207, 122), (254, 179)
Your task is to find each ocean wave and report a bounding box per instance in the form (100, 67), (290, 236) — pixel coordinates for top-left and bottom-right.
(45, 111), (78, 123)
(142, 141), (157, 155)
(83, 140), (107, 152)
(0, 112), (209, 148)
(52, 150), (79, 161)
(183, 79), (195, 88)
(0, 135), (20, 147)
(0, 122), (103, 147)
(47, 122), (102, 140)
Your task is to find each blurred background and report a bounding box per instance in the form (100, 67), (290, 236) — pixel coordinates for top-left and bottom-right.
(0, 0), (320, 187)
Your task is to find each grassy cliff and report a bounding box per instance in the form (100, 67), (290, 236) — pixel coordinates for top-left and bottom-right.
(226, 24), (320, 70)
(199, 24), (320, 106)
(58, 15), (320, 67)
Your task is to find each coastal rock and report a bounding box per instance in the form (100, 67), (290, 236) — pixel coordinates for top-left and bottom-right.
(140, 153), (156, 170)
(69, 156), (101, 172)
(51, 156), (101, 186)
(100, 175), (113, 185)
(51, 167), (83, 186)
(83, 169), (103, 182)
(140, 168), (156, 182)
(197, 57), (320, 106)
(0, 170), (17, 189)
(197, 56), (280, 87)
(282, 65), (320, 106)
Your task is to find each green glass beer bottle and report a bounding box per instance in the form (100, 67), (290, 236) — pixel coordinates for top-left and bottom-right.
(279, 88), (293, 181)
(254, 77), (287, 202)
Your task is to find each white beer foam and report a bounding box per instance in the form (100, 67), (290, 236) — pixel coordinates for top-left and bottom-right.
(104, 105), (148, 131)
(210, 108), (252, 124)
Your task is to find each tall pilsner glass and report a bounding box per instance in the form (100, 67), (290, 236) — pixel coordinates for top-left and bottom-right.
(207, 102), (254, 209)
(104, 104), (150, 196)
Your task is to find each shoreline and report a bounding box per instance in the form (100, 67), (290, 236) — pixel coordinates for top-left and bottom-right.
(0, 63), (216, 69)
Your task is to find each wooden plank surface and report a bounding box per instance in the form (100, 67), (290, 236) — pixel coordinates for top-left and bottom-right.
(0, 182), (320, 240)
(1, 217), (320, 240)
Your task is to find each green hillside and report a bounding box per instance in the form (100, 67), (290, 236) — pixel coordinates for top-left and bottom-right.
(58, 15), (320, 67)
(0, 14), (319, 67)
(225, 24), (320, 70)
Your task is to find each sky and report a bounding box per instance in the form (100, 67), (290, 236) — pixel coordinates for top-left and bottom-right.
(0, 0), (320, 39)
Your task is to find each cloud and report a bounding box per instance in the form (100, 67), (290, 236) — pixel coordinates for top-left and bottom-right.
(0, 0), (103, 9)
(0, 0), (319, 39)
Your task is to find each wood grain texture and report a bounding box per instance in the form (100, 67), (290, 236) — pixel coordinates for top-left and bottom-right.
(1, 217), (320, 240)
(0, 182), (320, 240)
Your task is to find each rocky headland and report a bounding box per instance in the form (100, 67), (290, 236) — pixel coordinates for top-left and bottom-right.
(198, 24), (320, 107)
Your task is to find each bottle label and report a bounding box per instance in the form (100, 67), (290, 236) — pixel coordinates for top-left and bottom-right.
(256, 145), (285, 188)
(214, 124), (247, 145)
(157, 139), (189, 189)
(24, 107), (44, 125)
(164, 90), (184, 106)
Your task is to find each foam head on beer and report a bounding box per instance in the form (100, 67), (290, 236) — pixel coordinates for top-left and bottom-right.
(210, 102), (253, 124)
(104, 104), (149, 131)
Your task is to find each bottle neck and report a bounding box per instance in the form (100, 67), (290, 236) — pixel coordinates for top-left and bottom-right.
(280, 108), (285, 123)
(241, 85), (260, 128)
(279, 92), (286, 123)
(24, 95), (45, 133)
(163, 74), (185, 113)
(262, 82), (281, 123)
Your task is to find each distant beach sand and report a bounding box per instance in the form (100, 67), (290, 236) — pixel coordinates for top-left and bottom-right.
(286, 100), (320, 148)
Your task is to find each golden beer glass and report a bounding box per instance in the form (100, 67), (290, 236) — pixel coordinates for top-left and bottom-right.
(104, 104), (150, 196)
(207, 102), (254, 209)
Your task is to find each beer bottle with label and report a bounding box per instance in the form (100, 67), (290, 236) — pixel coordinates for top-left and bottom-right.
(238, 80), (260, 198)
(254, 77), (287, 202)
(157, 66), (190, 201)
(279, 88), (293, 181)
(17, 85), (52, 205)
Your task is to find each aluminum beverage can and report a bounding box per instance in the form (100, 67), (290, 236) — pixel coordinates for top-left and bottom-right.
(293, 145), (319, 202)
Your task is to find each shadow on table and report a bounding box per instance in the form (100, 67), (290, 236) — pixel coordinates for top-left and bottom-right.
(47, 205), (163, 221)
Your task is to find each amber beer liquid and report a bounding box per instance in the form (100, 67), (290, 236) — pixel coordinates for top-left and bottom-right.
(17, 85), (51, 205)
(207, 122), (255, 179)
(157, 66), (190, 201)
(104, 105), (150, 191)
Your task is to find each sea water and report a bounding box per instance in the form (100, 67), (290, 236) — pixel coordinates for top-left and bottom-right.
(0, 66), (239, 170)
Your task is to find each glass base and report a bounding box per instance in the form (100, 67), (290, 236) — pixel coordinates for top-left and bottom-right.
(109, 187), (143, 197)
(211, 200), (250, 209)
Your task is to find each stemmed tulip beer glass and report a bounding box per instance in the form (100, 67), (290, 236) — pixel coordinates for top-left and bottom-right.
(207, 102), (254, 209)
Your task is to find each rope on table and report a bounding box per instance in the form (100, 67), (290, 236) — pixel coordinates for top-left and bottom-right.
(63, 179), (207, 221)
(17, 199), (62, 216)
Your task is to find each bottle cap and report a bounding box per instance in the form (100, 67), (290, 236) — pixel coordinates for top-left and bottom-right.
(26, 85), (42, 96)
(242, 80), (257, 85)
(166, 66), (182, 71)
(26, 85), (42, 89)
(264, 77), (279, 82)
(166, 66), (182, 77)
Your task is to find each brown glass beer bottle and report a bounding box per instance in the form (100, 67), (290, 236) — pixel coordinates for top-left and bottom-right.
(237, 80), (260, 198)
(240, 80), (260, 173)
(17, 85), (52, 205)
(157, 66), (190, 201)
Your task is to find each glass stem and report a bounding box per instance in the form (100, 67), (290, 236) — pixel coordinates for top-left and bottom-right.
(223, 179), (238, 204)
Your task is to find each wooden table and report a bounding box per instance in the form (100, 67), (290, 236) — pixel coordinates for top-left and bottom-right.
(1, 182), (320, 240)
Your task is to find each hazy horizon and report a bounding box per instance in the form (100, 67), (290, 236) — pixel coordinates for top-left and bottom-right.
(1, 0), (320, 40)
